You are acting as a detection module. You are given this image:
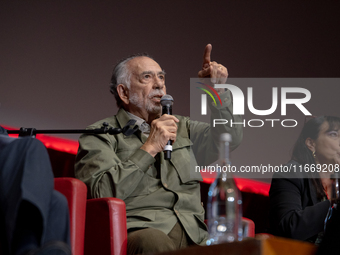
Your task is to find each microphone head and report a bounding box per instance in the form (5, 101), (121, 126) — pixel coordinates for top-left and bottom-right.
(160, 95), (174, 107)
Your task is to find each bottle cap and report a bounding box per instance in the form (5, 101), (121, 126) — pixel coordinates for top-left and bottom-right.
(220, 133), (232, 142)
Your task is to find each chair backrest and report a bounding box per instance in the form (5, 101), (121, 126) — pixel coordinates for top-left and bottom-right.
(54, 177), (87, 255)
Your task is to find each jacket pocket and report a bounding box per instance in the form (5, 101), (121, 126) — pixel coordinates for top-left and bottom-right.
(170, 137), (203, 184)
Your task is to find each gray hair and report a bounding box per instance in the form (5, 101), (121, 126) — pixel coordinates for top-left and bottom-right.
(110, 53), (153, 108)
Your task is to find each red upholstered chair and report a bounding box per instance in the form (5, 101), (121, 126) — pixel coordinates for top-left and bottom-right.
(84, 198), (127, 255)
(242, 217), (255, 238)
(54, 177), (87, 255)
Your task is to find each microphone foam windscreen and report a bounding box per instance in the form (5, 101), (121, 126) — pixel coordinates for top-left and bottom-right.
(160, 95), (174, 106)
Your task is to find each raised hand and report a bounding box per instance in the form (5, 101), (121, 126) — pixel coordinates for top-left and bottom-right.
(198, 44), (228, 84)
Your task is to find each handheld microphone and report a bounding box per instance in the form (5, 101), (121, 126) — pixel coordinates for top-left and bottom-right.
(160, 94), (174, 160)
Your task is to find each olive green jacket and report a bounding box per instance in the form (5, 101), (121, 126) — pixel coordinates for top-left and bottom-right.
(74, 90), (242, 245)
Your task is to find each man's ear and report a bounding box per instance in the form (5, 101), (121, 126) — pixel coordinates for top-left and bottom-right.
(117, 84), (129, 105)
(305, 137), (316, 152)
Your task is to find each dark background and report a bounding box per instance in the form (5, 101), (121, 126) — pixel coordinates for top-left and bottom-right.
(1, 1), (339, 176)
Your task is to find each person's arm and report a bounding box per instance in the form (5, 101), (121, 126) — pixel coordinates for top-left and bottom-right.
(190, 89), (242, 166)
(75, 130), (156, 200)
(75, 114), (179, 200)
(190, 44), (243, 166)
(269, 176), (330, 241)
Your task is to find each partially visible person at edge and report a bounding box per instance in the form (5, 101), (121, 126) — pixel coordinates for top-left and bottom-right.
(269, 116), (340, 244)
(0, 126), (71, 255)
(75, 44), (243, 254)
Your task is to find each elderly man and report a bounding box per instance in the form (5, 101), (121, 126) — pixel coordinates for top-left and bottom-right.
(75, 44), (243, 254)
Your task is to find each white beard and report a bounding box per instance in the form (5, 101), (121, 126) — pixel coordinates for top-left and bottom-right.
(129, 90), (164, 115)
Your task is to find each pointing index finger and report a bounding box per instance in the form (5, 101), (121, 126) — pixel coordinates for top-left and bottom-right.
(202, 44), (212, 68)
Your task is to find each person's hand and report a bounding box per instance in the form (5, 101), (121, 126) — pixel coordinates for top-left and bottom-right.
(140, 115), (179, 157)
(198, 44), (228, 86)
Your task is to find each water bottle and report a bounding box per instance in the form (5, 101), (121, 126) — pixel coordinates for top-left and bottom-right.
(206, 133), (243, 245)
(323, 173), (340, 235)
(330, 172), (340, 209)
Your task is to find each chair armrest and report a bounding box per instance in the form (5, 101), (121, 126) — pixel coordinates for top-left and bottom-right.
(85, 197), (127, 255)
(54, 177), (87, 255)
(242, 217), (255, 238)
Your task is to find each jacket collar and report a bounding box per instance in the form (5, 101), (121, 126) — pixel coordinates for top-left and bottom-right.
(116, 108), (133, 129)
(116, 108), (147, 143)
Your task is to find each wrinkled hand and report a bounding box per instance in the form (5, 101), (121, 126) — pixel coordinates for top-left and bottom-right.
(141, 115), (179, 157)
(198, 44), (228, 86)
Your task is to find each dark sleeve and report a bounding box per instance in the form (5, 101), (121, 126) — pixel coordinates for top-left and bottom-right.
(269, 176), (330, 241)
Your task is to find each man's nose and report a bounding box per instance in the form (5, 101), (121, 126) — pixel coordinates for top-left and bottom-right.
(153, 77), (165, 89)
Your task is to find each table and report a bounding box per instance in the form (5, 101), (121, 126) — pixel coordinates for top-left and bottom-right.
(159, 236), (317, 255)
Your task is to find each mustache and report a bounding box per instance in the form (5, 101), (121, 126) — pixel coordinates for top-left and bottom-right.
(148, 90), (165, 99)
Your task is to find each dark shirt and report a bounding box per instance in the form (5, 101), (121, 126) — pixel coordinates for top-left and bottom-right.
(269, 160), (331, 242)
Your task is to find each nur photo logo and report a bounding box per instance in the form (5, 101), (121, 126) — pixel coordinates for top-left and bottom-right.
(196, 81), (312, 128)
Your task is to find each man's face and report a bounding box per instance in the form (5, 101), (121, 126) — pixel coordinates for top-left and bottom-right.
(127, 57), (166, 117)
